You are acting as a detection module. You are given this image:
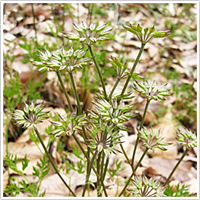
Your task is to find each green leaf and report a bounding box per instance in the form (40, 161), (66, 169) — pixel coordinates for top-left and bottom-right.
(72, 144), (83, 160)
(64, 33), (80, 40)
(33, 166), (39, 177)
(152, 31), (170, 38)
(22, 154), (28, 171)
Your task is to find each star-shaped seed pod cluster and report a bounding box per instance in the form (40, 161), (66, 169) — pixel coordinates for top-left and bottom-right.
(32, 47), (92, 73)
(64, 21), (112, 46)
(123, 23), (170, 44)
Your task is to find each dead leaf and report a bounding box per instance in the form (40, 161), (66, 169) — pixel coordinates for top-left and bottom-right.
(12, 56), (31, 74)
(143, 110), (157, 125)
(8, 141), (46, 160)
(3, 169), (9, 191)
(4, 32), (16, 41)
(39, 171), (95, 197)
(146, 43), (158, 58)
(38, 20), (56, 34)
(180, 53), (197, 69)
(148, 157), (193, 182)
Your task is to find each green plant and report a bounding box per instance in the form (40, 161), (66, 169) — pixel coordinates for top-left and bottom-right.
(129, 175), (165, 197)
(164, 183), (192, 197)
(4, 154), (49, 197)
(7, 4), (197, 198)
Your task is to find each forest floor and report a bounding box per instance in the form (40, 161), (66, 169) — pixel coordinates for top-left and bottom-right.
(3, 3), (197, 197)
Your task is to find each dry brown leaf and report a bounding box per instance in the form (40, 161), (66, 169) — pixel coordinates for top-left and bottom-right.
(178, 41), (196, 51)
(4, 32), (16, 41)
(3, 169), (9, 191)
(38, 20), (56, 34)
(23, 4), (52, 19)
(143, 110), (157, 125)
(148, 157), (194, 182)
(3, 20), (16, 31)
(39, 171), (95, 197)
(23, 17), (38, 25)
(8, 141), (46, 160)
(10, 26), (30, 36)
(12, 56), (31, 73)
(184, 178), (197, 194)
(146, 43), (158, 58)
(180, 53), (197, 69)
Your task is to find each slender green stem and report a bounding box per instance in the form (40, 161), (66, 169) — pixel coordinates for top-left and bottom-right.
(139, 100), (150, 130)
(102, 157), (109, 181)
(62, 4), (65, 45)
(131, 136), (139, 168)
(33, 126), (76, 197)
(120, 43), (145, 97)
(120, 143), (132, 167)
(88, 45), (108, 100)
(164, 149), (189, 186)
(56, 71), (73, 112)
(97, 151), (106, 197)
(100, 152), (105, 179)
(109, 78), (120, 99)
(119, 148), (148, 197)
(88, 3), (94, 25)
(72, 133), (107, 196)
(82, 150), (98, 197)
(69, 72), (81, 114)
(131, 99), (150, 168)
(97, 152), (102, 197)
(72, 133), (88, 158)
(31, 4), (38, 46)
(82, 127), (88, 141)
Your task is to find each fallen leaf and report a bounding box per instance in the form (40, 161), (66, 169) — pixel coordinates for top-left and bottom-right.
(3, 169), (9, 191)
(38, 20), (56, 34)
(4, 32), (16, 41)
(148, 157), (193, 182)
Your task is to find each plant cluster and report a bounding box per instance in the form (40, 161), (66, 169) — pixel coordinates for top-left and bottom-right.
(4, 4), (197, 198)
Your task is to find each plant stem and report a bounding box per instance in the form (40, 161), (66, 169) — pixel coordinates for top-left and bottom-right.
(72, 133), (87, 158)
(56, 71), (73, 112)
(100, 152), (105, 179)
(69, 72), (81, 114)
(33, 126), (76, 197)
(131, 136), (139, 168)
(139, 99), (150, 130)
(120, 143), (132, 167)
(31, 4), (38, 46)
(164, 149), (189, 186)
(102, 156), (109, 181)
(97, 152), (102, 197)
(109, 78), (120, 99)
(72, 133), (107, 196)
(131, 99), (150, 167)
(82, 150), (98, 197)
(62, 4), (65, 45)
(87, 3), (94, 25)
(88, 45), (108, 100)
(120, 43), (145, 97)
(118, 148), (148, 197)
